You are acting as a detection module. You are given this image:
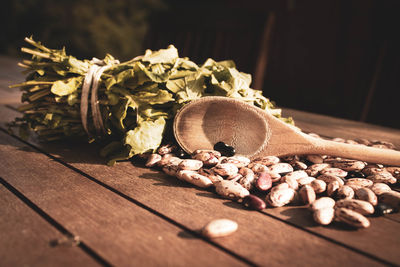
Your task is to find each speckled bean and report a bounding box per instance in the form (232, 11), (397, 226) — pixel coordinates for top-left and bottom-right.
(266, 184), (295, 207)
(310, 179), (327, 194)
(362, 167), (387, 176)
(306, 163), (331, 177)
(269, 163), (294, 174)
(145, 153), (162, 167)
(345, 178), (373, 190)
(355, 187), (377, 206)
(331, 159), (366, 172)
(309, 197), (336, 211)
(327, 181), (340, 197)
(297, 176), (316, 186)
(336, 185), (354, 200)
(281, 176), (299, 190)
(227, 173), (243, 182)
(369, 183), (391, 196)
(192, 149), (221, 158)
(212, 163), (239, 177)
(221, 156), (250, 168)
(157, 144), (176, 155)
(335, 207), (370, 228)
(162, 163), (180, 176)
(192, 151), (220, 166)
(317, 174), (344, 186)
(251, 156), (280, 166)
(249, 163), (270, 174)
(255, 172), (272, 191)
(290, 160), (308, 170)
(299, 185), (316, 205)
(367, 173), (397, 184)
(283, 170), (308, 181)
(214, 180), (249, 200)
(198, 168), (223, 184)
(320, 167), (348, 178)
(178, 159), (203, 171)
(335, 199), (374, 215)
(158, 154), (182, 167)
(306, 154), (324, 164)
(176, 170), (213, 188)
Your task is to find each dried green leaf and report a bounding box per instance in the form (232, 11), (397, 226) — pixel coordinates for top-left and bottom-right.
(142, 45), (178, 65)
(124, 117), (166, 155)
(51, 77), (82, 96)
(67, 93), (79, 106)
(110, 98), (133, 131)
(138, 106), (170, 120)
(175, 58), (199, 70)
(138, 63), (170, 83)
(166, 78), (185, 93)
(175, 75), (206, 104)
(133, 89), (174, 105)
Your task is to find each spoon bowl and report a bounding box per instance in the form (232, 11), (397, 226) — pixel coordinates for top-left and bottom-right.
(174, 96), (400, 165)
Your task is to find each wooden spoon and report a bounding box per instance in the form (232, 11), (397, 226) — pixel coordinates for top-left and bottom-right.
(173, 96), (400, 166)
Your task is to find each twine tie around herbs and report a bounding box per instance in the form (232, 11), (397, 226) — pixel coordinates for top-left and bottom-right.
(80, 58), (119, 138)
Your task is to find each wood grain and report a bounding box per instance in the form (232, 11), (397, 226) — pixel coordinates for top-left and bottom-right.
(0, 55), (23, 104)
(263, 206), (400, 256)
(0, 106), (391, 266)
(0, 131), (247, 267)
(282, 108), (400, 149)
(0, 185), (100, 267)
(174, 97), (400, 165)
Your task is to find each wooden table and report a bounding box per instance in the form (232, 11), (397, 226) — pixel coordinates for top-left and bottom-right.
(0, 55), (399, 267)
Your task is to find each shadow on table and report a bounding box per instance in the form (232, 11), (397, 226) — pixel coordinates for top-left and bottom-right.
(177, 230), (200, 240)
(196, 191), (220, 200)
(0, 129), (107, 165)
(138, 171), (194, 188)
(222, 201), (245, 210)
(276, 207), (316, 228)
(38, 141), (108, 165)
(277, 206), (359, 231)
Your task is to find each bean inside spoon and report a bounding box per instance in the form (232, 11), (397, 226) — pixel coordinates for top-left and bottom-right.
(173, 96), (400, 166)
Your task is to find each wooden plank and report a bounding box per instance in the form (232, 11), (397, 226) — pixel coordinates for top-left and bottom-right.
(0, 89), (21, 105)
(0, 56), (23, 104)
(263, 205), (400, 252)
(0, 56), (23, 86)
(0, 131), (247, 267)
(282, 108), (400, 148)
(0, 184), (101, 267)
(0, 106), (390, 266)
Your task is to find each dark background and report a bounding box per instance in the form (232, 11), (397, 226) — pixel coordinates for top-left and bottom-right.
(2, 0), (399, 129)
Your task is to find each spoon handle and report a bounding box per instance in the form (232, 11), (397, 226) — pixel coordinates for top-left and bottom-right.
(311, 138), (400, 166)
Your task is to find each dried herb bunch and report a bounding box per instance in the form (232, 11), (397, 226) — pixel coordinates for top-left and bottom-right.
(10, 37), (293, 165)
